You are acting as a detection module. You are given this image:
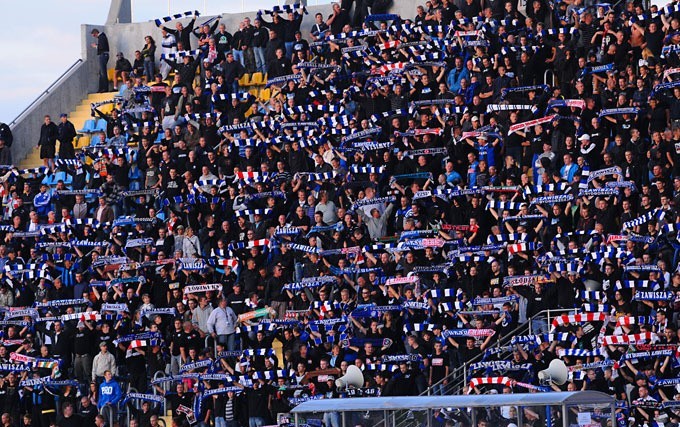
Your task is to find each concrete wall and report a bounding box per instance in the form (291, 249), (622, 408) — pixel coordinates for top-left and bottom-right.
(9, 0), (418, 164)
(97, 2), (417, 62)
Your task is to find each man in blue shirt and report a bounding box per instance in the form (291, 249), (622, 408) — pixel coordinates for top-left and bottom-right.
(33, 184), (51, 218)
(98, 370), (123, 410)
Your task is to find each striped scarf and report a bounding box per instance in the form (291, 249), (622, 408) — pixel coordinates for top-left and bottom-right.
(602, 332), (655, 346)
(524, 183), (570, 195)
(486, 200), (524, 211)
(501, 85), (549, 100)
(370, 109), (408, 123)
(154, 10), (199, 27)
(438, 301), (468, 312)
(551, 312), (608, 329)
(350, 165), (384, 174)
(598, 107), (639, 117)
(582, 303), (610, 313)
(486, 104), (538, 114)
(616, 316), (655, 326)
(622, 209), (664, 230)
(530, 194), (573, 205)
(578, 188), (620, 197)
(468, 377), (512, 391)
(260, 3), (307, 15)
(402, 147), (447, 158)
(160, 49), (201, 60)
(502, 214), (546, 223)
(558, 348), (607, 357)
(507, 242), (541, 254)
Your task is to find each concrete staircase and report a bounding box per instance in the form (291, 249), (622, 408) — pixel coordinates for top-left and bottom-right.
(18, 91), (118, 169)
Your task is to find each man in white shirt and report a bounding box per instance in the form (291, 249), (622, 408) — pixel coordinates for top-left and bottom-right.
(207, 298), (238, 351)
(92, 342), (117, 383)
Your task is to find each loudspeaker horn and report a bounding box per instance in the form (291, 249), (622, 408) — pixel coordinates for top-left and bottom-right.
(335, 365), (364, 390)
(538, 359), (568, 386)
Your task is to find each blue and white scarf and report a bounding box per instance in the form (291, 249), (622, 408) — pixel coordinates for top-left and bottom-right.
(155, 10), (200, 27)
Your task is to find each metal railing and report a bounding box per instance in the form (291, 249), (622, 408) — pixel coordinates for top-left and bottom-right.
(543, 69), (555, 87)
(100, 403), (116, 427)
(8, 59), (83, 128)
(125, 387), (139, 427)
(152, 370), (169, 414)
(378, 308), (580, 427)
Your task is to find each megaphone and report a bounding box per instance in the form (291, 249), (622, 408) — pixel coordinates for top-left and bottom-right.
(538, 359), (568, 386)
(335, 365), (364, 390)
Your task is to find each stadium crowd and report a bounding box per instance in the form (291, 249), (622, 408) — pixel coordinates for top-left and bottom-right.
(4, 0), (680, 426)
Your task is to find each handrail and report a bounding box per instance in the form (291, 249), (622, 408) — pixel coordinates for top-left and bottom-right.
(543, 69), (555, 87)
(8, 59), (83, 128)
(381, 308), (582, 427)
(126, 387), (139, 427)
(152, 370), (168, 414)
(427, 308), (576, 395)
(100, 403), (115, 427)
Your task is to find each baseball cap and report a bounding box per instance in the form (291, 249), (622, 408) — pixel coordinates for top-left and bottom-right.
(578, 134), (591, 141)
(471, 116), (479, 122)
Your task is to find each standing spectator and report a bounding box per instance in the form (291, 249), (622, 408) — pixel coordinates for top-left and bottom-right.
(91, 342), (117, 384)
(251, 19), (268, 74)
(57, 113), (76, 159)
(191, 296), (213, 338)
(73, 321), (95, 384)
(90, 29), (110, 93)
(160, 29), (177, 79)
(141, 36), (157, 82)
(97, 371), (122, 423)
(38, 115), (58, 172)
(221, 52), (245, 96)
(161, 15), (197, 51)
(207, 298), (239, 351)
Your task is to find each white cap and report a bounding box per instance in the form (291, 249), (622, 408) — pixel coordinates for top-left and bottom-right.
(471, 116), (479, 122)
(578, 134), (591, 141)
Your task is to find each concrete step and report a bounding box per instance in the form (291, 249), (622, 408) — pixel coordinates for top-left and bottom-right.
(20, 149), (43, 169)
(87, 92), (118, 102)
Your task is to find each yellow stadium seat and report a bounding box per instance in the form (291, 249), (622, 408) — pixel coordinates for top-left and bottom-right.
(239, 74), (250, 87)
(76, 135), (90, 149)
(250, 72), (264, 86)
(107, 69), (115, 82)
(249, 88), (259, 98)
(259, 88), (271, 101)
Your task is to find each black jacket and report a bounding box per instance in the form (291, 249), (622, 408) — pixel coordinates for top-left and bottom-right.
(38, 122), (59, 147)
(164, 57), (201, 88)
(115, 58), (132, 72)
(163, 18), (196, 50)
(96, 32), (109, 54)
(222, 59), (245, 83)
(265, 38), (286, 64)
(267, 57), (292, 79)
(58, 121), (77, 145)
